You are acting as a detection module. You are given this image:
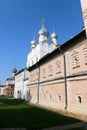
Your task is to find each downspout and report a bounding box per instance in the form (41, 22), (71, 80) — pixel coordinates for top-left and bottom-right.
(58, 47), (68, 111)
(37, 66), (40, 104)
(63, 54), (68, 111)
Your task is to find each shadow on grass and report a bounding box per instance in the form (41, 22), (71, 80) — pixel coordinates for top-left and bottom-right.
(66, 128), (84, 130)
(0, 97), (81, 130)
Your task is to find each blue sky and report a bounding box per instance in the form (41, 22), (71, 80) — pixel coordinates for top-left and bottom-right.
(0, 0), (84, 84)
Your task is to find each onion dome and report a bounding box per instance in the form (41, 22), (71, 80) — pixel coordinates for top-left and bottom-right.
(38, 26), (49, 37)
(31, 40), (36, 48)
(12, 68), (17, 74)
(51, 32), (58, 39)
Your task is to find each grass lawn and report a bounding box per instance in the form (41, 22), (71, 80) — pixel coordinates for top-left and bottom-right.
(0, 96), (80, 130)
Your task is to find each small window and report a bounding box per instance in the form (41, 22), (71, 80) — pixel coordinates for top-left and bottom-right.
(50, 94), (52, 99)
(58, 94), (61, 101)
(59, 95), (61, 101)
(72, 51), (80, 68)
(78, 96), (82, 103)
(44, 94), (46, 99)
(48, 64), (53, 76)
(42, 67), (46, 78)
(56, 60), (61, 73)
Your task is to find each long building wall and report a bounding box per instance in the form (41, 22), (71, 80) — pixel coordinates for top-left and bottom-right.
(28, 32), (87, 115)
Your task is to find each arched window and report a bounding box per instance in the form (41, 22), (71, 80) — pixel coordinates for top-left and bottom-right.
(48, 64), (53, 76)
(50, 94), (52, 99)
(78, 96), (82, 103)
(44, 94), (46, 99)
(71, 50), (80, 68)
(56, 60), (61, 73)
(57, 94), (61, 101)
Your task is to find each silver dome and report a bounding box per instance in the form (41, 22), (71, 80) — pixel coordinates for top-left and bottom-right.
(38, 27), (49, 37)
(12, 68), (17, 74)
(31, 40), (36, 45)
(51, 32), (58, 39)
(31, 40), (36, 48)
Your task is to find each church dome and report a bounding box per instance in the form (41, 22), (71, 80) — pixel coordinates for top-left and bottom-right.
(12, 68), (17, 74)
(51, 32), (58, 39)
(38, 26), (49, 37)
(31, 40), (36, 48)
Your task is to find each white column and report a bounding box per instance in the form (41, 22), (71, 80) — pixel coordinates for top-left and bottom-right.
(80, 0), (87, 37)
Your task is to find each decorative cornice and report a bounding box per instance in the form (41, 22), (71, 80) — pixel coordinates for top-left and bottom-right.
(27, 71), (87, 87)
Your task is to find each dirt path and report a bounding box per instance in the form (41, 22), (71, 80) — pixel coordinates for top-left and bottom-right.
(41, 122), (87, 130)
(0, 122), (87, 130)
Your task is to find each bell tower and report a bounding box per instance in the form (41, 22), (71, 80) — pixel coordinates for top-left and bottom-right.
(80, 0), (87, 37)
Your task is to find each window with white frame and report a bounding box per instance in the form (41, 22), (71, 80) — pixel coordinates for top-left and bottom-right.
(42, 67), (46, 78)
(56, 60), (61, 73)
(49, 94), (52, 100)
(83, 47), (87, 64)
(57, 94), (62, 101)
(48, 64), (53, 76)
(72, 51), (80, 68)
(44, 94), (46, 99)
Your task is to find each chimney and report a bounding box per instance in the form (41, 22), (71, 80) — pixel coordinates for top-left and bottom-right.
(80, 0), (87, 37)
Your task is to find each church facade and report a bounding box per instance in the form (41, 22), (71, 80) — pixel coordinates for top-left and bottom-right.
(14, 0), (87, 116)
(26, 23), (58, 67)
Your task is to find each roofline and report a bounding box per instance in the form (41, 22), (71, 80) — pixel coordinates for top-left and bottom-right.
(15, 67), (28, 76)
(28, 30), (86, 71)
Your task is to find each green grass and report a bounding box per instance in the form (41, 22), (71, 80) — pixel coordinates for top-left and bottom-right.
(66, 128), (84, 130)
(0, 96), (80, 130)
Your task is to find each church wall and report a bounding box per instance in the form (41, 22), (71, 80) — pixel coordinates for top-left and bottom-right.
(28, 85), (38, 104)
(27, 44), (40, 67)
(67, 77), (87, 115)
(66, 38), (87, 76)
(28, 31), (87, 116)
(39, 81), (65, 111)
(28, 52), (66, 111)
(40, 55), (64, 82)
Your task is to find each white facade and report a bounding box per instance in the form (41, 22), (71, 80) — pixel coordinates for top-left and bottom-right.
(14, 68), (29, 100)
(14, 24), (59, 100)
(26, 25), (58, 67)
(80, 0), (87, 36)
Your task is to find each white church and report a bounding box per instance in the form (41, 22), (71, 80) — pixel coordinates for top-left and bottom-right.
(14, 23), (59, 100)
(27, 23), (58, 67)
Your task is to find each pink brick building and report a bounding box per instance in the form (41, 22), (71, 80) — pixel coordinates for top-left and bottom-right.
(27, 0), (87, 116)
(28, 30), (87, 115)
